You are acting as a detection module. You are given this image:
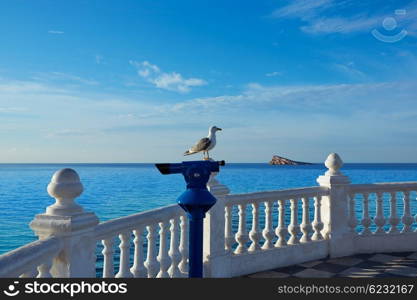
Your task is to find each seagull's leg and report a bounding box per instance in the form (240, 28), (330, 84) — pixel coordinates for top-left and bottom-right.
(207, 150), (210, 159)
(203, 151), (209, 160)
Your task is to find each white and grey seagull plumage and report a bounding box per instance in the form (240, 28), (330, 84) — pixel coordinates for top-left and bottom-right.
(184, 126), (222, 159)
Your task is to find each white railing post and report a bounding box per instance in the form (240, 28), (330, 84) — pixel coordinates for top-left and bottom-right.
(316, 153), (355, 258)
(203, 170), (231, 277)
(30, 169), (99, 277)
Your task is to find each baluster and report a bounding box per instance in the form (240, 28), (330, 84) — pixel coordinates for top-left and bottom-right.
(388, 191), (400, 234)
(262, 201), (275, 250)
(157, 221), (171, 278)
(224, 205), (234, 252)
(144, 224), (159, 278)
(415, 209), (417, 233)
(168, 217), (182, 277)
(115, 232), (133, 278)
(374, 192), (386, 234)
(234, 204), (248, 254)
(102, 238), (115, 278)
(401, 191), (413, 233)
(300, 197), (312, 243)
(312, 195), (323, 241)
(288, 198), (300, 245)
(178, 215), (189, 276)
(130, 227), (146, 278)
(275, 199), (288, 247)
(37, 258), (53, 278)
(348, 193), (357, 234)
(248, 202), (261, 252)
(361, 193), (372, 235)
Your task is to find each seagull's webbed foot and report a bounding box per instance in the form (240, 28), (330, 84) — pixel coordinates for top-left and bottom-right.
(202, 151), (209, 160)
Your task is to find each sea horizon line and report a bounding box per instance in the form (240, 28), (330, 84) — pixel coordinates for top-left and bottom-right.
(1, 162), (417, 165)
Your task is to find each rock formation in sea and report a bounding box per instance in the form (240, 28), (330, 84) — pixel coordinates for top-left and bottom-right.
(269, 155), (312, 165)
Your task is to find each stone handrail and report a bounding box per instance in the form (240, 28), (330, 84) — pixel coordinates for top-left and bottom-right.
(0, 236), (62, 278)
(349, 182), (417, 193)
(95, 204), (184, 240)
(225, 186), (329, 205)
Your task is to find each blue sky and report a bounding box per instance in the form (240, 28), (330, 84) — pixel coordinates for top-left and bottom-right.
(1, 0), (417, 163)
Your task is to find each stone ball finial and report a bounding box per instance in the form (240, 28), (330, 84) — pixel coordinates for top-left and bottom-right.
(324, 153), (343, 176)
(51, 168), (81, 183)
(46, 168), (84, 216)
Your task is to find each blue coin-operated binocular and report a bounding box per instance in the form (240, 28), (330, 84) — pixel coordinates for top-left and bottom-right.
(155, 160), (225, 278)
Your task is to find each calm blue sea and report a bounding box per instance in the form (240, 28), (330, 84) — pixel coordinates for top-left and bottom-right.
(1, 163), (417, 255)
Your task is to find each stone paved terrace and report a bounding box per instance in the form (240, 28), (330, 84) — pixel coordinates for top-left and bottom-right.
(245, 252), (417, 278)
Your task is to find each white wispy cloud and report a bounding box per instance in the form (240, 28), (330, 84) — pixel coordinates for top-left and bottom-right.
(0, 81), (65, 94)
(46, 129), (90, 138)
(157, 81), (417, 117)
(0, 107), (27, 114)
(332, 62), (367, 79)
(271, 0), (334, 20)
(32, 72), (99, 86)
(265, 71), (283, 77)
(130, 60), (207, 93)
(272, 0), (417, 36)
(48, 30), (64, 34)
(301, 15), (380, 34)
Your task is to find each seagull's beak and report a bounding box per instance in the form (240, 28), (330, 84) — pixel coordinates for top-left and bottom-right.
(217, 128), (222, 131)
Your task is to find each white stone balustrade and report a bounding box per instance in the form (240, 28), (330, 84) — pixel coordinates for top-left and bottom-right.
(223, 187), (329, 275)
(95, 206), (186, 278)
(1, 153), (417, 278)
(348, 183), (417, 233)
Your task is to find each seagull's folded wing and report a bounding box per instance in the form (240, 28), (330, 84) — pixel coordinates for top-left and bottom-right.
(189, 137), (211, 152)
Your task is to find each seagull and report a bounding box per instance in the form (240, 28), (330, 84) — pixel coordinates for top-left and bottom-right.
(184, 126), (222, 159)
